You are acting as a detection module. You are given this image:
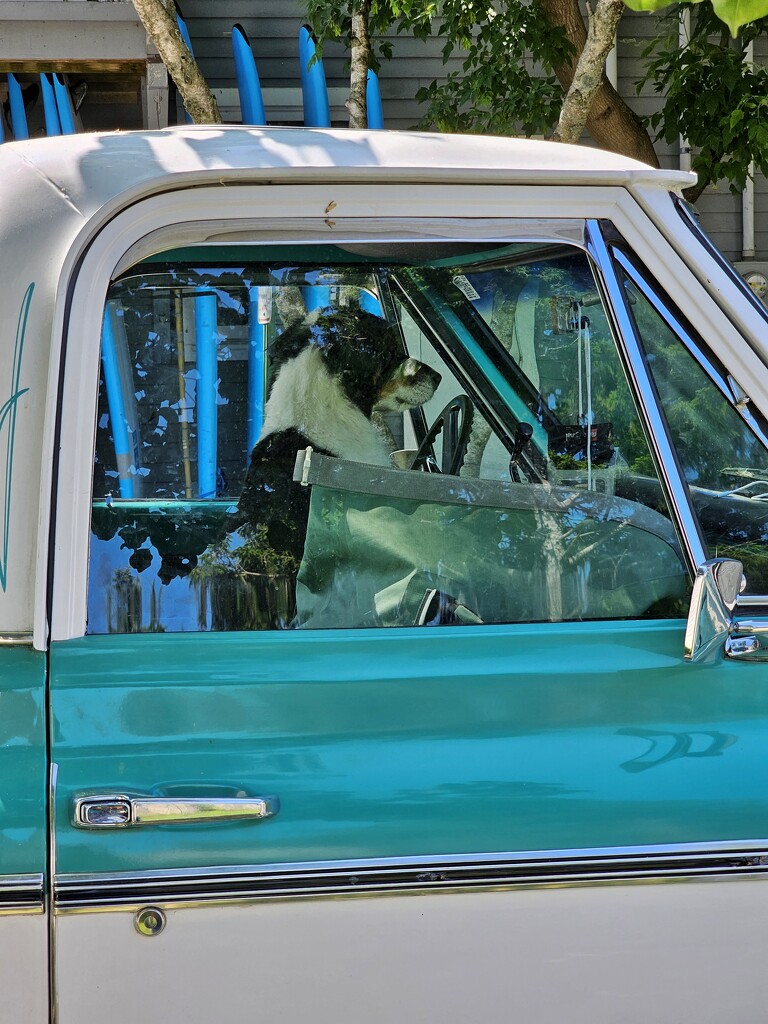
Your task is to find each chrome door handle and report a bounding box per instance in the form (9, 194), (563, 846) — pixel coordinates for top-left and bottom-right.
(73, 793), (279, 828)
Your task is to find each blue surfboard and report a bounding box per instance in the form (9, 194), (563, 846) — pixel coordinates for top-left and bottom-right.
(7, 73), (29, 141)
(366, 69), (384, 129)
(232, 24), (267, 125)
(299, 26), (331, 128)
(175, 2), (194, 55)
(195, 289), (219, 499)
(52, 74), (76, 135)
(101, 306), (136, 499)
(176, 6), (194, 124)
(246, 286), (267, 455)
(40, 74), (61, 136)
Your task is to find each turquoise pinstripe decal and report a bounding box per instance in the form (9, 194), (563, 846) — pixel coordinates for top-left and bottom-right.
(1, 283), (33, 592)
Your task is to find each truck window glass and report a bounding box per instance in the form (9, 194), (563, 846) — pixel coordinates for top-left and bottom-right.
(615, 255), (768, 595)
(87, 242), (687, 633)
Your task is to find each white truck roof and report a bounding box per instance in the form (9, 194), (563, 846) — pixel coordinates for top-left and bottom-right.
(2, 125), (692, 201)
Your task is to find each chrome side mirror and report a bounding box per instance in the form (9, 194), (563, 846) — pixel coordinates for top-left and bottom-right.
(684, 559), (744, 662)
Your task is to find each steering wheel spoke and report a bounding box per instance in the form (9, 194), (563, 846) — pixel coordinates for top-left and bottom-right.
(412, 395), (474, 476)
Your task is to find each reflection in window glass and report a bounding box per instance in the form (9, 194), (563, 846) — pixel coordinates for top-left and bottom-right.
(88, 242), (687, 634)
(618, 262), (768, 593)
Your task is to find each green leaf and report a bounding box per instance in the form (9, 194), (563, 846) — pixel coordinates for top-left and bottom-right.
(710, 0), (768, 31)
(625, 0), (768, 32)
(623, 0), (693, 13)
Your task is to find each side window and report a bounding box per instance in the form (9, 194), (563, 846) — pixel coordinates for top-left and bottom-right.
(615, 254), (768, 595)
(88, 241), (688, 634)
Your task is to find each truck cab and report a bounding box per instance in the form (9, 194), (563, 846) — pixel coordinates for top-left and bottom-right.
(4, 126), (768, 1023)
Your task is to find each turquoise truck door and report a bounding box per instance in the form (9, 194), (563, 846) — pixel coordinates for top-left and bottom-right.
(48, 231), (768, 1024)
(0, 643), (47, 1022)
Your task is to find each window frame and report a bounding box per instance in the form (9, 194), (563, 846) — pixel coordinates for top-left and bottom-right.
(46, 182), (729, 644)
(49, 197), (606, 642)
(604, 238), (768, 605)
(85, 235), (692, 636)
(674, 196), (768, 331)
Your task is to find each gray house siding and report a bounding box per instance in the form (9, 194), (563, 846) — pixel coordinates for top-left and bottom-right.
(1, 1), (763, 265)
(180, 1), (768, 266)
(620, 9), (766, 262)
(180, 0), (465, 130)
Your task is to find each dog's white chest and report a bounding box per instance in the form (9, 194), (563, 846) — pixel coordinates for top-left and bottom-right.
(260, 347), (392, 465)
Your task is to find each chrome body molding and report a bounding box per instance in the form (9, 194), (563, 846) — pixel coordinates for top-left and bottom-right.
(0, 874), (45, 914)
(54, 842), (768, 913)
(0, 632), (33, 645)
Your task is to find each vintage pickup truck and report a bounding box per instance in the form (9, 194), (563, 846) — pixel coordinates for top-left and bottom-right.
(4, 125), (768, 1022)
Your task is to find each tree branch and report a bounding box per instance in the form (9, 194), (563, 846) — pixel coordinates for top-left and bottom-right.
(553, 0), (626, 144)
(538, 0), (659, 166)
(132, 0), (221, 124)
(348, 0), (372, 128)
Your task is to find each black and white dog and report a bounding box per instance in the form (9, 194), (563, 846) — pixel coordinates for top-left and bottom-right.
(234, 308), (441, 573)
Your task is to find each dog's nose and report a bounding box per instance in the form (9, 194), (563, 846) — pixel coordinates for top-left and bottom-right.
(402, 358), (441, 387)
(425, 365), (442, 387)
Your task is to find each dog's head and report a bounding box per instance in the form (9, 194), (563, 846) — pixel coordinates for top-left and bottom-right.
(374, 357), (442, 414)
(271, 307), (440, 416)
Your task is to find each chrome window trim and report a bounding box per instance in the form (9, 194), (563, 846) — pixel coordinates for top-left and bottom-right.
(607, 237), (768, 605)
(674, 197), (768, 330)
(49, 181), (669, 648)
(0, 874), (45, 915)
(585, 220), (707, 573)
(611, 247), (768, 453)
(64, 211), (599, 641)
(51, 185), (608, 644)
(54, 841), (768, 912)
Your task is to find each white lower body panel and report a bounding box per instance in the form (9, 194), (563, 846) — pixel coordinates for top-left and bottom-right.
(1, 914), (47, 1022)
(55, 878), (768, 1023)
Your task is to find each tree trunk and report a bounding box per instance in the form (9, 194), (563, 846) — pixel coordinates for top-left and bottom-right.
(132, 0), (221, 124)
(538, 0), (659, 166)
(553, 0), (625, 145)
(348, 0), (372, 129)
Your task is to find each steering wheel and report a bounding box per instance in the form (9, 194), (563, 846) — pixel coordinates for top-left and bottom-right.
(412, 395), (474, 475)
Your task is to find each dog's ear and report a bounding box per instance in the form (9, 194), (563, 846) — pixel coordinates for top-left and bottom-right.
(267, 316), (314, 381)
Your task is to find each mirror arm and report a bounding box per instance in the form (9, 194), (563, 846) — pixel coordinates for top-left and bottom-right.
(684, 558), (744, 663)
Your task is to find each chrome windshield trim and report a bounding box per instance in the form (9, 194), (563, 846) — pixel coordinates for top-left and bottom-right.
(54, 841), (768, 911)
(674, 197), (768, 330)
(585, 220), (707, 572)
(0, 874), (45, 914)
(611, 247), (768, 453)
(603, 233), (768, 603)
